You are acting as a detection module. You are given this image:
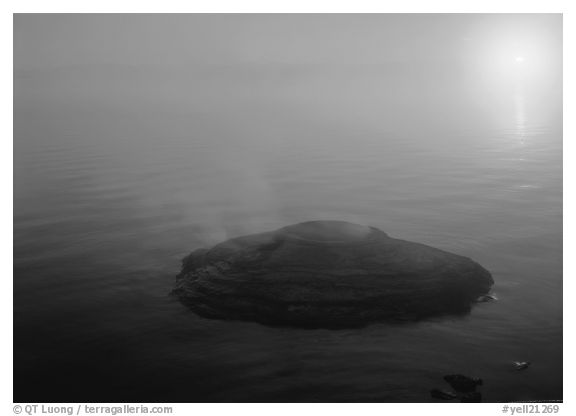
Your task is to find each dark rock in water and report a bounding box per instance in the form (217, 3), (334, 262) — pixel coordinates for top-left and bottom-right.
(443, 374), (483, 393)
(460, 392), (482, 402)
(173, 221), (494, 328)
(513, 361), (531, 371)
(430, 389), (458, 400)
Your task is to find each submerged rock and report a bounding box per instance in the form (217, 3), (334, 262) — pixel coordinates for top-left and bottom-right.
(460, 392), (483, 402)
(430, 389), (458, 400)
(173, 221), (494, 328)
(443, 374), (483, 393)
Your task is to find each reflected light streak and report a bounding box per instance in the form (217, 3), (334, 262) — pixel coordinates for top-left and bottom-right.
(514, 87), (526, 144)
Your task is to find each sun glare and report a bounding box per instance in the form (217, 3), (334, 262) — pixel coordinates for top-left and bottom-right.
(466, 25), (559, 90)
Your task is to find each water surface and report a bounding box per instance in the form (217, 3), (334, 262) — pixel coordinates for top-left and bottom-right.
(14, 64), (562, 402)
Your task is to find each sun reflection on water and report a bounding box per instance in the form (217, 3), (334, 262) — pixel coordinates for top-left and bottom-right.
(514, 87), (527, 145)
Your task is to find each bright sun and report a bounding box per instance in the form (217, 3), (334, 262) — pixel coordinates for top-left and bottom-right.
(515, 56), (525, 63)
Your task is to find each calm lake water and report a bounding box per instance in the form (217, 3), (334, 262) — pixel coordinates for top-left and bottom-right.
(14, 66), (562, 402)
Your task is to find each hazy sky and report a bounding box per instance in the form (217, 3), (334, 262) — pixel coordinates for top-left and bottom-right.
(14, 14), (561, 71)
(14, 14), (562, 137)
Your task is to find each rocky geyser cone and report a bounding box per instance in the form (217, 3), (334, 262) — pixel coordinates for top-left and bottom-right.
(173, 221), (493, 328)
